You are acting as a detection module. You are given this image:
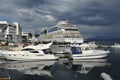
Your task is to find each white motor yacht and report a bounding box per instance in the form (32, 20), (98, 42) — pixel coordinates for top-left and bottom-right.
(71, 43), (110, 60)
(0, 43), (58, 61)
(111, 43), (120, 48)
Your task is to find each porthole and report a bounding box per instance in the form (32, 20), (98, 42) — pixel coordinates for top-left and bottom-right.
(14, 65), (16, 67)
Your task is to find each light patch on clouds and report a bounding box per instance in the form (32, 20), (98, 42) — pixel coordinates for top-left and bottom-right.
(81, 15), (104, 21)
(45, 15), (56, 22)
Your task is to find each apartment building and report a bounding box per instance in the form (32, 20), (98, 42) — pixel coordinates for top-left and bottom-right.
(0, 21), (6, 41)
(0, 21), (22, 42)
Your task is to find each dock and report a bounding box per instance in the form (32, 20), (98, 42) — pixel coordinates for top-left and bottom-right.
(0, 69), (10, 80)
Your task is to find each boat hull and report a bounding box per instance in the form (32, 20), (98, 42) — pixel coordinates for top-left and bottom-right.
(72, 50), (110, 60)
(1, 51), (58, 61)
(73, 54), (108, 60)
(3, 55), (58, 61)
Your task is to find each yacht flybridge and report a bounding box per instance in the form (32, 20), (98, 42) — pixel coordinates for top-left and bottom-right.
(39, 21), (84, 43)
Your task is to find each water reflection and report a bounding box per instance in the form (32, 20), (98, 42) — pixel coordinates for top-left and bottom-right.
(0, 59), (111, 80)
(1, 60), (56, 76)
(71, 59), (110, 74)
(51, 59), (110, 80)
(111, 47), (120, 54)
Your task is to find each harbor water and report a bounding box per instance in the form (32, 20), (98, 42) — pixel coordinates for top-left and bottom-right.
(0, 43), (120, 80)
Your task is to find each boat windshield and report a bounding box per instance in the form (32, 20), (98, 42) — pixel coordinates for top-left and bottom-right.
(29, 50), (39, 53)
(21, 48), (35, 51)
(71, 47), (82, 54)
(42, 48), (52, 54)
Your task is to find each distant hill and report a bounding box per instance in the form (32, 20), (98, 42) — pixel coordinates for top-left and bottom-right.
(86, 36), (120, 42)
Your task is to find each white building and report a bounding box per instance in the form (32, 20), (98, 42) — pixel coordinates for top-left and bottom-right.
(0, 21), (8, 41)
(13, 22), (22, 42)
(22, 32), (31, 42)
(0, 29), (4, 41)
(0, 21), (22, 42)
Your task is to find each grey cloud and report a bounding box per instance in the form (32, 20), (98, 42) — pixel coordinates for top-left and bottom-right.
(0, 0), (120, 39)
(52, 0), (120, 28)
(10, 0), (50, 8)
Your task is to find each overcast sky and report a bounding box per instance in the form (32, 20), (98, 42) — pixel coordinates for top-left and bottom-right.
(0, 0), (120, 39)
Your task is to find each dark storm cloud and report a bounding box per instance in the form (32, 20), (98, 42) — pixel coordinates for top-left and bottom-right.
(0, 0), (120, 39)
(10, 0), (52, 8)
(55, 0), (120, 28)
